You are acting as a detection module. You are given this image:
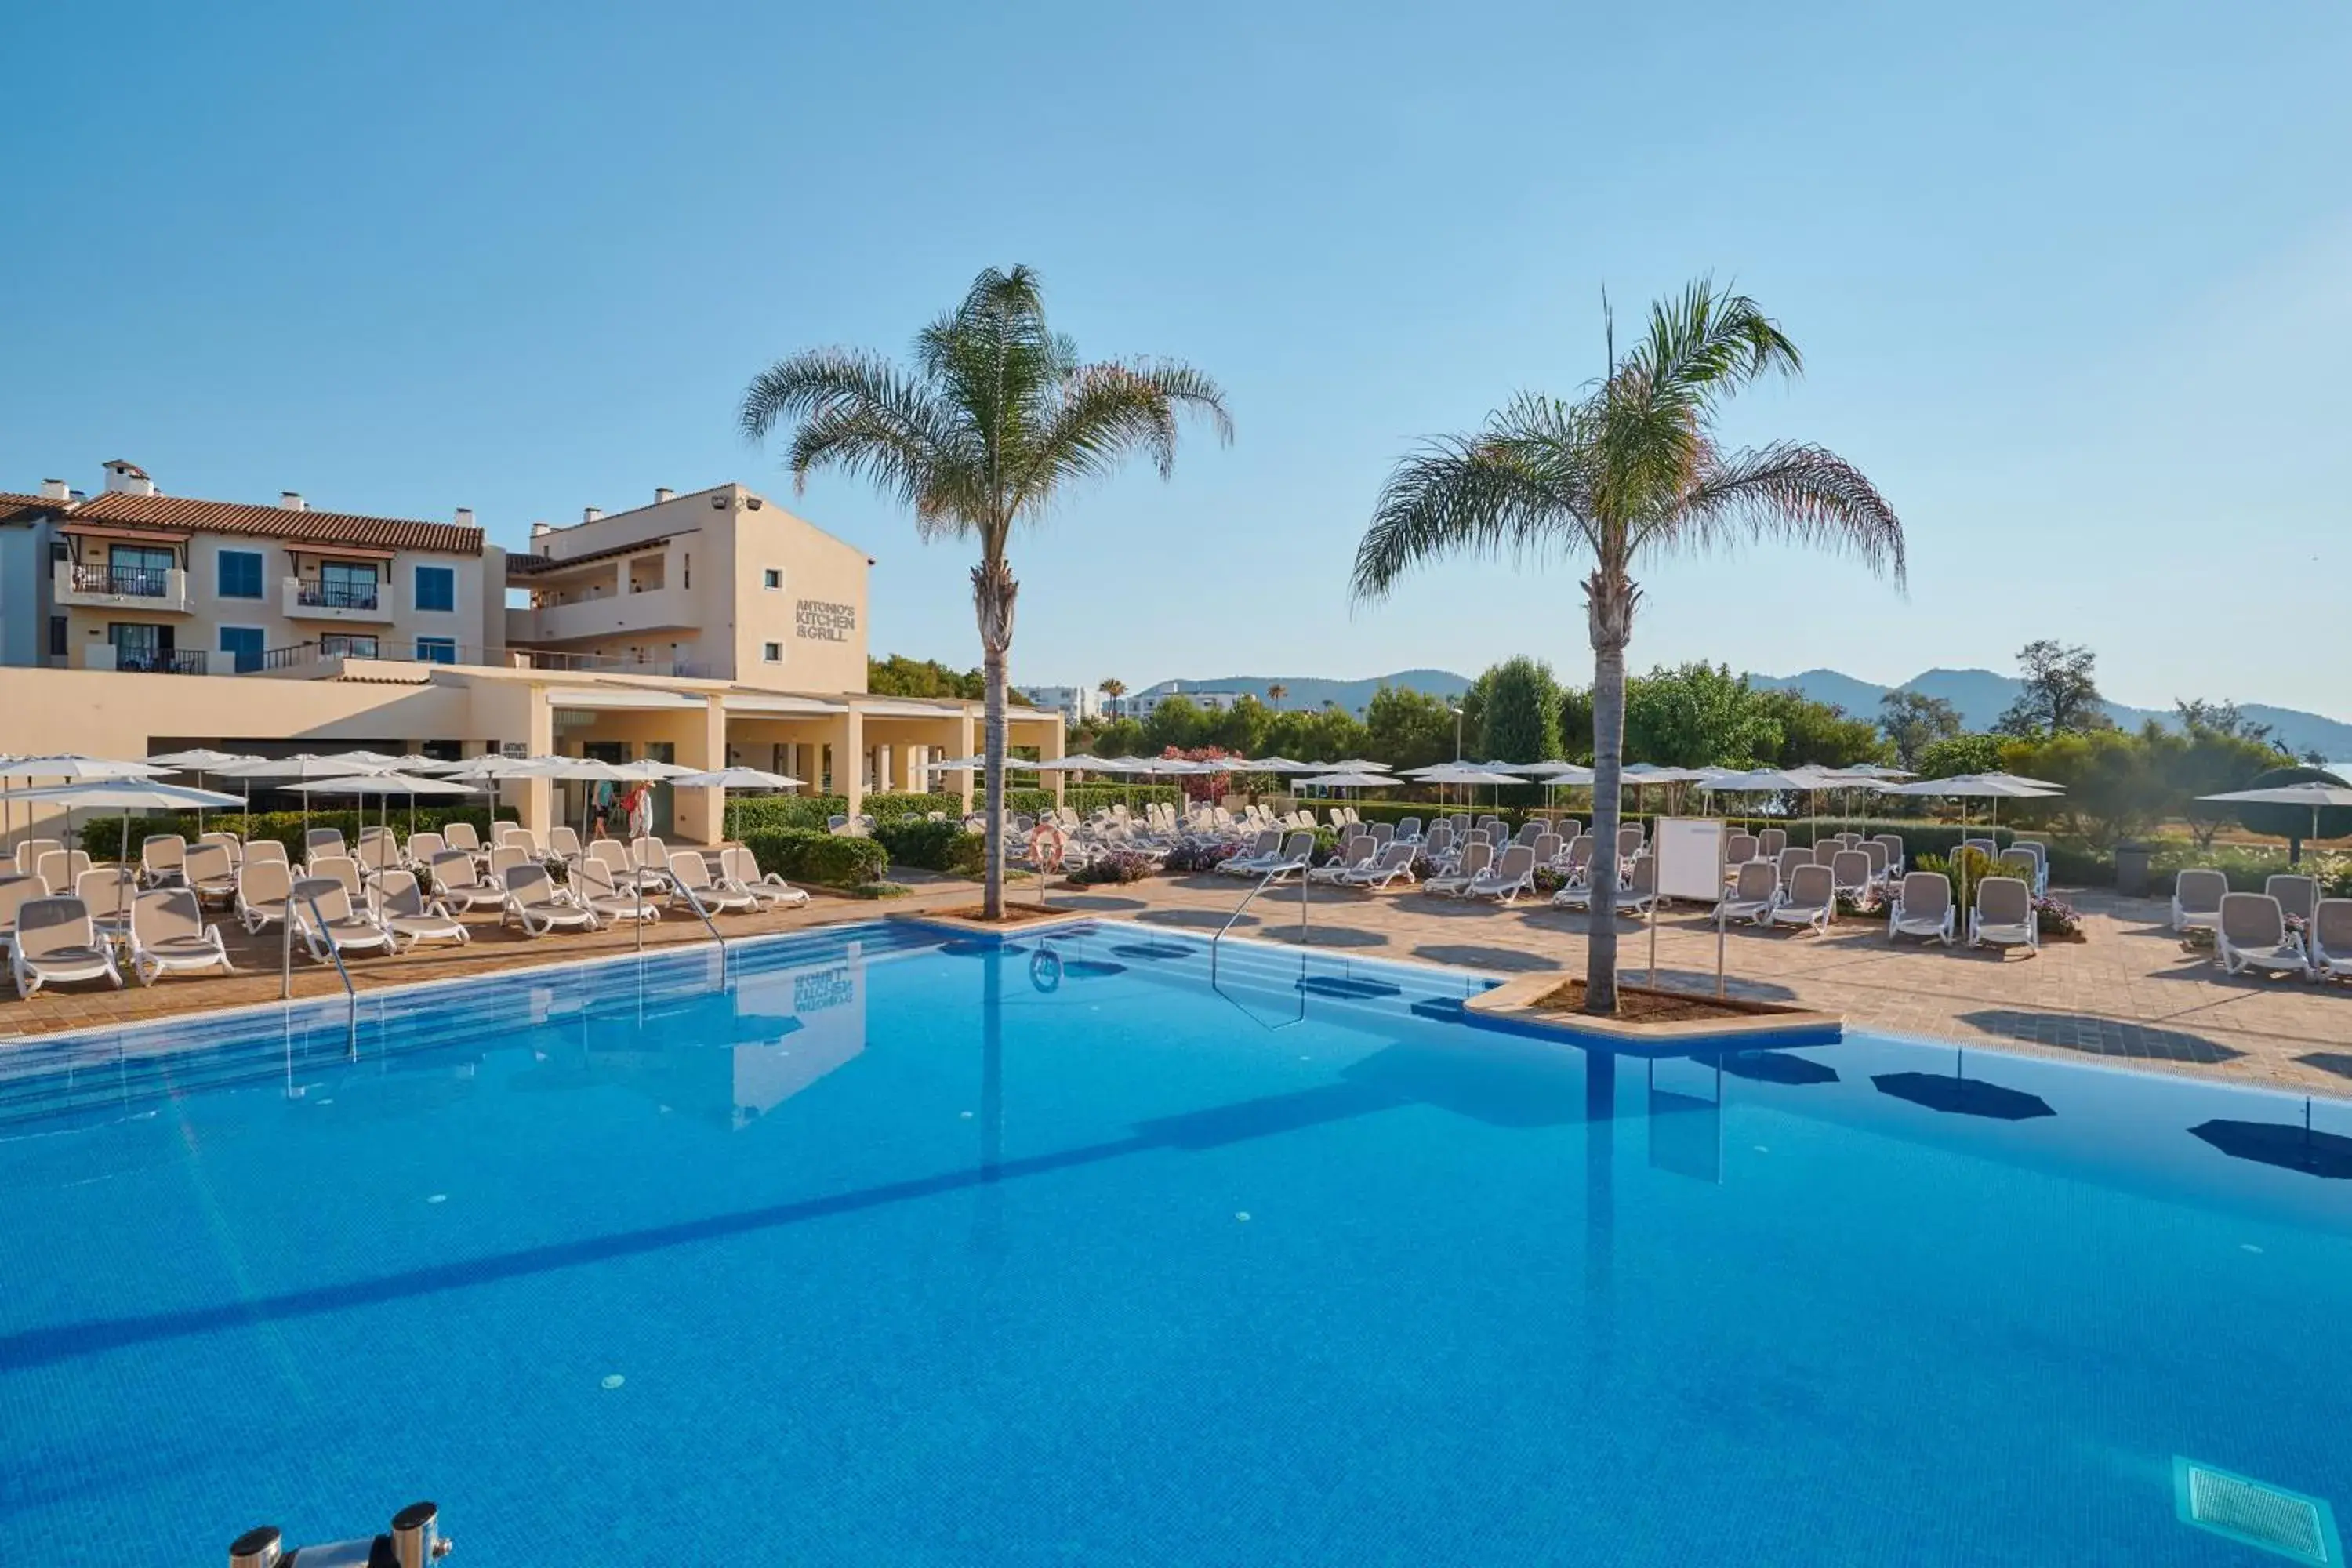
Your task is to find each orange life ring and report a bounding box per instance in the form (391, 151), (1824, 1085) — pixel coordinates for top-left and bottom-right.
(1029, 822), (1066, 870)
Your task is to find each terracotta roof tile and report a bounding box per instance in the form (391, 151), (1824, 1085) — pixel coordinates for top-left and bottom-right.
(66, 492), (481, 555)
(0, 492), (66, 526)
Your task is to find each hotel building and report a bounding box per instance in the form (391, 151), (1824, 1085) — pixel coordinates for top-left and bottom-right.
(0, 461), (1065, 844)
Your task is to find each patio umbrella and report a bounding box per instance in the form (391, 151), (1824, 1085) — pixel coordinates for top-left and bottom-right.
(0, 779), (244, 866)
(2, 754), (171, 848)
(1871, 1049), (2054, 1121)
(2196, 782), (2352, 866)
(1326, 760), (1393, 774)
(1719, 1051), (1841, 1087)
(1875, 774), (2063, 903)
(147, 748), (262, 835)
(2189, 1112), (2352, 1180)
(212, 754), (378, 839)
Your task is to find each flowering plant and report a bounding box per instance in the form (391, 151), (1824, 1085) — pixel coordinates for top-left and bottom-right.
(2034, 897), (2082, 938)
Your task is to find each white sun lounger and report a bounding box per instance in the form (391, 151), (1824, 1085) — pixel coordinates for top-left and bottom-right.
(2171, 869), (2227, 934)
(1338, 840), (1419, 891)
(669, 851), (757, 914)
(10, 896), (124, 998)
(1768, 864), (1835, 936)
(720, 846), (809, 909)
(372, 869), (472, 950)
(2312, 898), (2352, 982)
(236, 858), (295, 935)
(1967, 876), (2038, 953)
(1887, 871), (1955, 946)
(2216, 892), (2309, 978)
(1308, 834), (1377, 886)
(1426, 842), (1493, 898)
(502, 863), (598, 937)
(430, 850), (509, 914)
(291, 877), (396, 963)
(127, 887), (234, 984)
(1468, 844), (1539, 905)
(1717, 861), (1778, 927)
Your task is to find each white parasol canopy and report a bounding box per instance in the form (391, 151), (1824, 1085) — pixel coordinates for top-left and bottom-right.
(0, 779), (244, 865)
(2197, 781), (2352, 859)
(669, 767), (804, 790)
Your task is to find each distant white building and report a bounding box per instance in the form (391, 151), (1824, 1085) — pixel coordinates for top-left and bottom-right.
(1117, 686), (1248, 721)
(1017, 684), (1105, 724)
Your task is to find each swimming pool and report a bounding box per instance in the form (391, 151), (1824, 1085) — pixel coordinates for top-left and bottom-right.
(2, 920), (2347, 1564)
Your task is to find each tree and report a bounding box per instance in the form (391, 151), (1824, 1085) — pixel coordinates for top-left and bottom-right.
(1477, 656), (1564, 762)
(1878, 689), (1962, 768)
(1089, 717), (1147, 757)
(1558, 686), (1595, 762)
(1206, 694), (1273, 758)
(1916, 732), (2005, 779)
(1621, 662), (1780, 768)
(1265, 682), (1288, 710)
(869, 652), (983, 699)
(1098, 676), (1127, 702)
(2175, 697), (2275, 747)
(1142, 695), (1209, 754)
(1365, 683), (1461, 771)
(742, 265), (1230, 917)
(1757, 688), (1889, 769)
(1352, 279), (1903, 1012)
(1996, 640), (2110, 737)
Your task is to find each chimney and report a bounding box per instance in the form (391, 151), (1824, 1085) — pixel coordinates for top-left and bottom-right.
(101, 459), (155, 497)
(38, 478), (69, 501)
(280, 491), (307, 511)
(583, 506), (603, 524)
(454, 506), (475, 528)
(654, 487), (674, 504)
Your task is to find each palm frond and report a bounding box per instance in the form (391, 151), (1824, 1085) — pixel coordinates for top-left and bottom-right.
(1645, 441), (1907, 589)
(1014, 359), (1233, 511)
(737, 347), (975, 521)
(1351, 396), (1603, 603)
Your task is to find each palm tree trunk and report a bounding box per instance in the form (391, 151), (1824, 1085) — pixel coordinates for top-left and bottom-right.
(974, 557), (1019, 920)
(1584, 567), (1637, 1014)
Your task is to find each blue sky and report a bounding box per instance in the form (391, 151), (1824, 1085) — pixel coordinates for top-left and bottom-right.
(6, 1), (2347, 717)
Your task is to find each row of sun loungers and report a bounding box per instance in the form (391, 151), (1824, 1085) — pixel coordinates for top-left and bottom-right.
(2169, 869), (2348, 981)
(1, 837), (812, 999)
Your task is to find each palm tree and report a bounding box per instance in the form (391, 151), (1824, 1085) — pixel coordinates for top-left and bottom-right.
(742, 266), (1231, 917)
(1352, 280), (1904, 1011)
(1266, 682), (1288, 710)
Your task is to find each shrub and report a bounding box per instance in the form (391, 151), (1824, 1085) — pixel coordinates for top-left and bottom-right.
(2035, 897), (2082, 938)
(1066, 849), (1154, 886)
(741, 829), (886, 888)
(869, 818), (987, 875)
(1162, 840), (1240, 874)
(725, 795), (839, 835)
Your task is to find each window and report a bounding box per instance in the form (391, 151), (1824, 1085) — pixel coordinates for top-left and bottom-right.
(217, 549), (264, 600)
(101, 545), (175, 597)
(47, 616), (66, 658)
(762, 568), (782, 590)
(312, 561), (379, 610)
(414, 564), (455, 612)
(321, 633), (379, 659)
(761, 641), (782, 662)
(682, 553), (691, 589)
(414, 637), (457, 665)
(219, 626), (266, 673)
(109, 622), (169, 670)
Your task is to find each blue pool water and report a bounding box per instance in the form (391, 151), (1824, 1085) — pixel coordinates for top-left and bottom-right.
(2, 920), (2349, 1564)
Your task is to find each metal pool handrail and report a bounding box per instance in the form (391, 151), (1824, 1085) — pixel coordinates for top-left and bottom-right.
(280, 889), (356, 1004)
(1208, 854), (1310, 1030)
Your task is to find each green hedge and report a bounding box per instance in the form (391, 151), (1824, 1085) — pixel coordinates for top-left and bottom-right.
(741, 829), (887, 888)
(77, 806), (515, 863)
(869, 818), (987, 875)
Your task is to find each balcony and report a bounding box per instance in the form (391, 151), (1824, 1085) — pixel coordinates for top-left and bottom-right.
(506, 585), (696, 644)
(82, 643), (208, 675)
(54, 560), (191, 614)
(283, 575), (395, 622)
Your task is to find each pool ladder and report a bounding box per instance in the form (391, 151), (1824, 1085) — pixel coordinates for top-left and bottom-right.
(1208, 854), (1309, 1029)
(230, 1499), (447, 1566)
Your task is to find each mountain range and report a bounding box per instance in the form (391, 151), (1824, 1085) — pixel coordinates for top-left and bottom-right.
(1134, 666), (2352, 760)
(1748, 669), (2352, 760)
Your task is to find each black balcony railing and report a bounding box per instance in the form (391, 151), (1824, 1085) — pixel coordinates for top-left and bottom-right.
(71, 563), (171, 597)
(294, 577), (381, 611)
(114, 648), (207, 675)
(241, 639), (713, 678)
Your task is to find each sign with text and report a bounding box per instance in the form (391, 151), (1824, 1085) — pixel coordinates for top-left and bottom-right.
(795, 599), (856, 643)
